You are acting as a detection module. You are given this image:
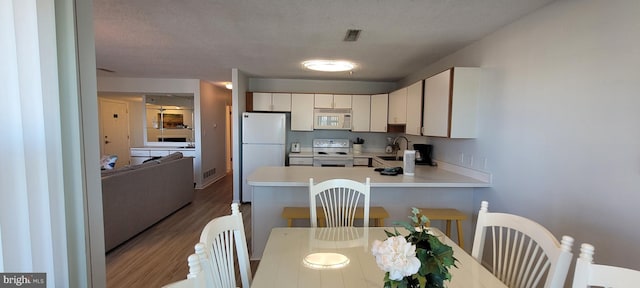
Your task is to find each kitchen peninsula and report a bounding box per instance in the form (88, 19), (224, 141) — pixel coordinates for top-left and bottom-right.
(247, 162), (491, 258)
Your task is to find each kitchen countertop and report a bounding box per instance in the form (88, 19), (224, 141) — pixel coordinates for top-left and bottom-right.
(289, 152), (417, 158)
(131, 146), (195, 150)
(248, 160), (492, 259)
(288, 152), (313, 157)
(248, 162), (491, 188)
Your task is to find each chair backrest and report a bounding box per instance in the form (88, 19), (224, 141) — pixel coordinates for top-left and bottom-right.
(309, 178), (370, 228)
(572, 243), (640, 288)
(471, 201), (574, 288)
(195, 203), (252, 288)
(309, 227), (369, 250)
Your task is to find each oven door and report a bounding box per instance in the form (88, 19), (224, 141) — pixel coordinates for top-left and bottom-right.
(313, 157), (354, 167)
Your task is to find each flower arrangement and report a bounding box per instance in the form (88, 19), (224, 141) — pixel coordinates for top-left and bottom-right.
(371, 208), (457, 288)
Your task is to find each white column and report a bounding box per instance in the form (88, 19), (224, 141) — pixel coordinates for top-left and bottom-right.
(0, 0), (68, 286)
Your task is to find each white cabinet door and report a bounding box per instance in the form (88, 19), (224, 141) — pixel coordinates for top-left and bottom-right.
(253, 92), (291, 112)
(253, 92), (272, 111)
(314, 94), (333, 108)
(291, 93), (315, 131)
(333, 94), (352, 109)
(314, 94), (352, 109)
(423, 67), (479, 138)
(388, 87), (407, 124)
(406, 80), (423, 135)
(289, 156), (313, 166)
(351, 95), (370, 132)
(271, 93), (291, 111)
(370, 94), (388, 132)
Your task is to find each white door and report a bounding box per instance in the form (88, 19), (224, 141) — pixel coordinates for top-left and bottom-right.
(99, 99), (130, 167)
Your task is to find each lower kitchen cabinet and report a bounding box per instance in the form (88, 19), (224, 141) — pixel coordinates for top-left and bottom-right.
(354, 157), (371, 167)
(288, 155), (313, 166)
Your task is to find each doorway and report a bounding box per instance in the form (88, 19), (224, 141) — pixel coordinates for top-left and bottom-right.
(99, 98), (131, 168)
(226, 104), (233, 172)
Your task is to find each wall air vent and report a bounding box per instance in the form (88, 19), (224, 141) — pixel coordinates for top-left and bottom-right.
(343, 29), (361, 42)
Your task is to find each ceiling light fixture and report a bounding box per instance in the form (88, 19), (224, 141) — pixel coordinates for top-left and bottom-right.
(302, 60), (356, 72)
(303, 253), (350, 269)
(225, 83), (233, 89)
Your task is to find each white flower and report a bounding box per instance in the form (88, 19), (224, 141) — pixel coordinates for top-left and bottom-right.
(371, 236), (421, 281)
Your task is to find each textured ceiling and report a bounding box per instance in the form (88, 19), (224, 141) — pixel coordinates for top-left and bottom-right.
(94, 0), (555, 85)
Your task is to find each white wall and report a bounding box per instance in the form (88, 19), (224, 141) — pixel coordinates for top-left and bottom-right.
(199, 81), (232, 188)
(249, 78), (396, 94)
(405, 0), (640, 274)
(232, 69), (249, 202)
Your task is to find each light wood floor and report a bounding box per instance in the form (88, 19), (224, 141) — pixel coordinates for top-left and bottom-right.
(105, 172), (257, 287)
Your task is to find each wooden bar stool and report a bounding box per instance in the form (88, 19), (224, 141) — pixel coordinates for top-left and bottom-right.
(419, 208), (467, 249)
(282, 206), (389, 227)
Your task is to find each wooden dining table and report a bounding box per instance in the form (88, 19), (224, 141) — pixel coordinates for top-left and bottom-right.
(251, 227), (507, 288)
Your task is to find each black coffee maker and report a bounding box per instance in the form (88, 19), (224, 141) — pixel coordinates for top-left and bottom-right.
(413, 144), (435, 166)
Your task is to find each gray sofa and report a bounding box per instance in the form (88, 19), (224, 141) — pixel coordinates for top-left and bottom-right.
(101, 152), (194, 251)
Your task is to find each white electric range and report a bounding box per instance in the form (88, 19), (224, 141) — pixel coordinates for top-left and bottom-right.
(312, 139), (354, 167)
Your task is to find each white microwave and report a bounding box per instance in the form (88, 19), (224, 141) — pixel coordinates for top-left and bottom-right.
(313, 109), (352, 130)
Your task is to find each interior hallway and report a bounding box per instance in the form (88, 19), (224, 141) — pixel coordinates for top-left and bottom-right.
(105, 172), (255, 287)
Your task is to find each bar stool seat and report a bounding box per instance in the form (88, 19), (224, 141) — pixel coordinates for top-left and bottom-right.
(419, 208), (467, 248)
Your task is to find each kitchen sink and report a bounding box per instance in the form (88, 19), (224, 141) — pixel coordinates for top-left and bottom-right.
(377, 155), (403, 161)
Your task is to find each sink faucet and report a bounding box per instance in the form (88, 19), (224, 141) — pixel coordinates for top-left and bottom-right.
(392, 136), (409, 156)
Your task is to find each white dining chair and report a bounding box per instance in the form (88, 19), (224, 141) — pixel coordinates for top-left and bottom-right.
(162, 203), (251, 288)
(572, 243), (640, 288)
(471, 201), (574, 288)
(309, 178), (371, 228)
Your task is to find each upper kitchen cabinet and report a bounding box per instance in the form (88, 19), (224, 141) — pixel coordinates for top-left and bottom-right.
(291, 93), (314, 131)
(405, 80), (423, 136)
(253, 92), (291, 112)
(388, 87), (407, 124)
(314, 94), (352, 109)
(423, 67), (479, 138)
(351, 95), (371, 132)
(370, 93), (389, 132)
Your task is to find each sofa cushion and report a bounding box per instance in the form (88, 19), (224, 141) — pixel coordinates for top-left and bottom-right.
(157, 152), (183, 163)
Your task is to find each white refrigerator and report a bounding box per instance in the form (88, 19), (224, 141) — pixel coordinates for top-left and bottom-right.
(242, 112), (286, 202)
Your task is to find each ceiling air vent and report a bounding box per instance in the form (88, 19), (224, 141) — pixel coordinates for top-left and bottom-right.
(343, 29), (361, 42)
